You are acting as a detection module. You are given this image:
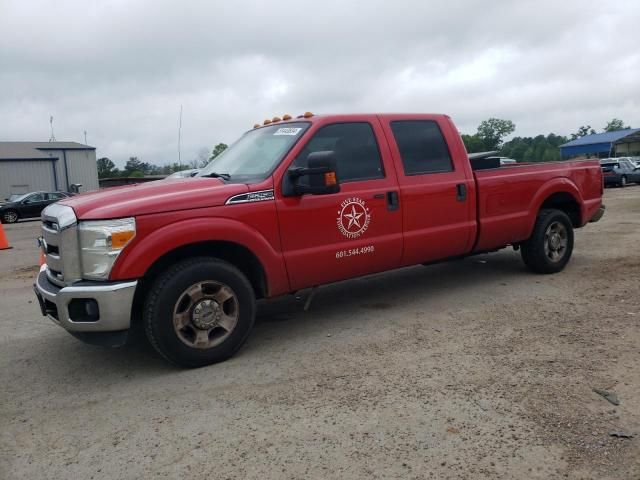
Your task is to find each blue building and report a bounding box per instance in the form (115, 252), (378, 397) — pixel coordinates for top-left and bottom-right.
(559, 128), (640, 159)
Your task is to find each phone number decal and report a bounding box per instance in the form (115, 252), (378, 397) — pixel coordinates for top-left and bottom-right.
(335, 245), (375, 259)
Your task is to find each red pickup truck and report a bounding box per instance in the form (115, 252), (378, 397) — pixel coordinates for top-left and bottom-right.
(34, 113), (604, 367)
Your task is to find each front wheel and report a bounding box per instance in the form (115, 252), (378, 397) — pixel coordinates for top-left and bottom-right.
(521, 209), (574, 274)
(2, 210), (19, 224)
(143, 257), (256, 367)
(620, 175), (627, 188)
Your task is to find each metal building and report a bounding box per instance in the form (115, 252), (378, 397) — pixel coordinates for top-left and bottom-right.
(0, 142), (98, 199)
(559, 128), (640, 159)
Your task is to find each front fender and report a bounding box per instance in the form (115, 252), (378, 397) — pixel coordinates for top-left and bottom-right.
(109, 217), (290, 296)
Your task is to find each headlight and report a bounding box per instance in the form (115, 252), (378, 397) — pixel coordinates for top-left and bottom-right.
(78, 218), (136, 280)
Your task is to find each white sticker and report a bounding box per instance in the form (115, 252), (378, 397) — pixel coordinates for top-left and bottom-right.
(273, 127), (302, 136)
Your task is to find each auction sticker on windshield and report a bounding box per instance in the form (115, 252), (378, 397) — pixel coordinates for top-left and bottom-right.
(273, 127), (302, 136)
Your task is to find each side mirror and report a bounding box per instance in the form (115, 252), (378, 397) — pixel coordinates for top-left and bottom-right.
(285, 151), (340, 196)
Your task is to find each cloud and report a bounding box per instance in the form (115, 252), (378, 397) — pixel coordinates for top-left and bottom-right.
(1, 0), (638, 166)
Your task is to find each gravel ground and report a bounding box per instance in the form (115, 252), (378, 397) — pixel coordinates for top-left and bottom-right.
(1, 188), (639, 479)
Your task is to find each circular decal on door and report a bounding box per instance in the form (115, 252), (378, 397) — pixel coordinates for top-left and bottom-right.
(337, 197), (371, 239)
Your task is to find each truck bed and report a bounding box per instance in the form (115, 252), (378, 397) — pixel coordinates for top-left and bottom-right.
(472, 160), (603, 251)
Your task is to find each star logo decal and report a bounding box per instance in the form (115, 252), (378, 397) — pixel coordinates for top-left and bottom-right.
(344, 205), (363, 229)
(337, 197), (371, 239)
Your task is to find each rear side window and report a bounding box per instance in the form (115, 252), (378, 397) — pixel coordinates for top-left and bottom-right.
(294, 122), (384, 182)
(390, 120), (453, 175)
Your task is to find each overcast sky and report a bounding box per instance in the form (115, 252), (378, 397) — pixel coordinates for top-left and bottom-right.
(1, 0), (639, 167)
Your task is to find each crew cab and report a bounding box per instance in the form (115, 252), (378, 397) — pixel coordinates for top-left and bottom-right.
(33, 113), (605, 367)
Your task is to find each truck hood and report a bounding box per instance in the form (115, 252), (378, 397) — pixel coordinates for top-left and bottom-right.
(61, 178), (249, 219)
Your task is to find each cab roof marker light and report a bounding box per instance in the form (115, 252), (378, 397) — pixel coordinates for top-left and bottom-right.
(303, 111), (313, 118)
(282, 114), (292, 120)
(253, 123), (260, 129)
(272, 116), (281, 122)
(263, 119), (272, 125)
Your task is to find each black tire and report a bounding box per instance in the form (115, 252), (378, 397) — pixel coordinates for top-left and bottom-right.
(521, 209), (574, 274)
(620, 175), (627, 188)
(2, 209), (19, 224)
(143, 257), (256, 368)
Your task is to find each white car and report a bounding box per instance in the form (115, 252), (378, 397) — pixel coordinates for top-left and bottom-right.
(165, 168), (201, 179)
(487, 156), (517, 165)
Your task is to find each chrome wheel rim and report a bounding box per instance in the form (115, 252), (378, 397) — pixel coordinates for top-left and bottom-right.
(544, 221), (568, 263)
(4, 211), (17, 223)
(621, 176), (626, 187)
(172, 281), (239, 349)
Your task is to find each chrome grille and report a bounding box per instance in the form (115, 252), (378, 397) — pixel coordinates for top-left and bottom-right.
(41, 204), (81, 287)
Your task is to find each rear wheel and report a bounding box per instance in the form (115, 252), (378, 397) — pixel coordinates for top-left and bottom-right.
(143, 257), (256, 367)
(521, 209), (574, 274)
(2, 210), (18, 224)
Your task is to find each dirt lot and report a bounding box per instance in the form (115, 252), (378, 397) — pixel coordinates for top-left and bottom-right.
(1, 188), (639, 479)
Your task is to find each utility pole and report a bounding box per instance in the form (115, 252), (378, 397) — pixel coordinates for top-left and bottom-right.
(178, 105), (183, 167)
(49, 116), (56, 142)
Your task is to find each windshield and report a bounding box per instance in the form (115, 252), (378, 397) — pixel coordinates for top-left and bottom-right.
(9, 193), (29, 202)
(198, 122), (310, 182)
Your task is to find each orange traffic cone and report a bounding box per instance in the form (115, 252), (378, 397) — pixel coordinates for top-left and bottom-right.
(39, 249), (46, 265)
(0, 223), (11, 250)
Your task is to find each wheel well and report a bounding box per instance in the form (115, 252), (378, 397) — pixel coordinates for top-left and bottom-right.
(130, 241), (268, 330)
(540, 192), (581, 227)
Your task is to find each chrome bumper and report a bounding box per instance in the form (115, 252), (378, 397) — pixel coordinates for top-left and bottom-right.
(590, 205), (605, 223)
(34, 265), (137, 332)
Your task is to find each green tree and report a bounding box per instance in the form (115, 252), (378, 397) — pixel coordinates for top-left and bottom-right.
(570, 125), (596, 140)
(96, 157), (119, 178)
(603, 118), (630, 132)
(461, 134), (487, 153)
(123, 157), (143, 176)
(210, 143), (228, 160)
(476, 118), (516, 150)
(501, 133), (567, 162)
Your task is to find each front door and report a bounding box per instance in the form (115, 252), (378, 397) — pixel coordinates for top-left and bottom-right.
(275, 118), (403, 290)
(22, 192), (48, 218)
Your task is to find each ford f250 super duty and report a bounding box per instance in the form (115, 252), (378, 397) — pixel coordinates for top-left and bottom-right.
(34, 113), (605, 367)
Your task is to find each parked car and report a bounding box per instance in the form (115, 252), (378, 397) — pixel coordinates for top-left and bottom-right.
(600, 158), (640, 187)
(1, 191), (73, 223)
(486, 156), (517, 165)
(34, 113), (604, 367)
(165, 168), (201, 179)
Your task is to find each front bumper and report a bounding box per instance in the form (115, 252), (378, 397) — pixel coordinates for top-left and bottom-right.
(34, 264), (137, 333)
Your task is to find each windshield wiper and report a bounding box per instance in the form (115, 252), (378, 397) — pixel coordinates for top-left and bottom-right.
(202, 172), (231, 180)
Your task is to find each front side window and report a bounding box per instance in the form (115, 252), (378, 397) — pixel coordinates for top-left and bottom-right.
(198, 122), (310, 183)
(390, 120), (453, 175)
(294, 122), (384, 182)
(26, 193), (45, 203)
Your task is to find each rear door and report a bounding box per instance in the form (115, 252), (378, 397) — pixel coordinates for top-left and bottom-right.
(275, 117), (403, 290)
(380, 115), (476, 266)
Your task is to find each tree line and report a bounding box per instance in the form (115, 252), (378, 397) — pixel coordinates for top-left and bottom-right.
(461, 117), (631, 162)
(97, 143), (228, 179)
(97, 117), (633, 178)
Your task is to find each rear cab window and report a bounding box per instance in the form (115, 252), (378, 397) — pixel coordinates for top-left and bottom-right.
(389, 120), (454, 175)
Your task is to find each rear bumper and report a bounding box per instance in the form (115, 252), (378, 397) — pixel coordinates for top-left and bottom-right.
(33, 265), (136, 333)
(590, 204), (605, 223)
